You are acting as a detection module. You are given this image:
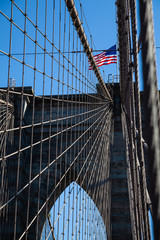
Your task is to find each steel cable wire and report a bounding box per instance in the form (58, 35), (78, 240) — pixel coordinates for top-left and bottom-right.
(0, 0), (112, 239)
(18, 107), (111, 239)
(139, 0), (160, 238)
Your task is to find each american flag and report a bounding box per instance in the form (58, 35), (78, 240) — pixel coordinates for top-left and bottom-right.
(89, 44), (117, 70)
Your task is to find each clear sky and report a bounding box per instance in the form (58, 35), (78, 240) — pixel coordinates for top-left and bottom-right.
(0, 0), (159, 91)
(77, 0), (118, 83)
(77, 0), (160, 90)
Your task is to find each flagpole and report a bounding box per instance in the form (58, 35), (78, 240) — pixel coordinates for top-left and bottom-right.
(116, 42), (118, 83)
(116, 2), (119, 83)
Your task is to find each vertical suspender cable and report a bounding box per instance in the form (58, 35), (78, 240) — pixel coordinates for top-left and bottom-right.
(64, 0), (112, 102)
(130, 0), (151, 239)
(139, 0), (160, 239)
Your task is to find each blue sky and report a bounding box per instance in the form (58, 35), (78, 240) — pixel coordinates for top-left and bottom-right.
(0, 0), (159, 92)
(41, 182), (107, 240)
(76, 0), (118, 83)
(77, 0), (160, 90)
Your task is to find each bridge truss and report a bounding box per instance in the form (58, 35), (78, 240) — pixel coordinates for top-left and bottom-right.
(0, 0), (160, 239)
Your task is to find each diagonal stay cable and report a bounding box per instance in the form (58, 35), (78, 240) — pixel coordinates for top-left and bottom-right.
(0, 105), (109, 162)
(18, 107), (112, 239)
(0, 105), (111, 211)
